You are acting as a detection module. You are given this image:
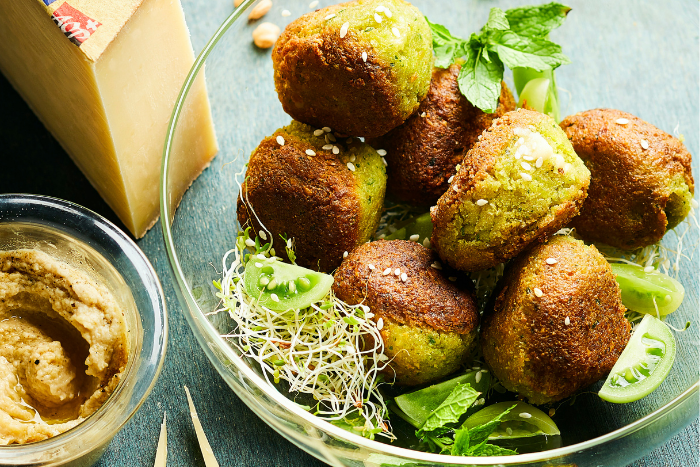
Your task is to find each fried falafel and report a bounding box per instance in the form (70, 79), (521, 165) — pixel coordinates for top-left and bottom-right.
(237, 121), (386, 272)
(431, 109), (590, 272)
(481, 235), (630, 405)
(367, 64), (516, 206)
(560, 108), (695, 250)
(272, 0), (433, 138)
(332, 240), (479, 386)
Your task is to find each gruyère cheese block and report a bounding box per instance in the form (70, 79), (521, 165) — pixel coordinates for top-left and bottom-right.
(0, 0), (218, 238)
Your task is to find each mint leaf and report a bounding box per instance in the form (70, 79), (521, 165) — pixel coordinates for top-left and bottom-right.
(487, 31), (571, 71)
(426, 18), (467, 69)
(469, 443), (519, 457)
(505, 2), (571, 38)
(451, 426), (471, 456)
(417, 383), (480, 435)
(465, 404), (517, 447)
(483, 8), (510, 31)
(457, 45), (503, 113)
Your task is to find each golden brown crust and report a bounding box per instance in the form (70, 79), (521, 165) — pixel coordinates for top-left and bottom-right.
(237, 132), (361, 272)
(368, 66), (516, 205)
(480, 235), (630, 405)
(430, 109), (589, 271)
(561, 108), (694, 250)
(332, 240), (478, 334)
(273, 3), (404, 138)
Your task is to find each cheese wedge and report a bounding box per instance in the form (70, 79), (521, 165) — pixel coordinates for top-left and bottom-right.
(0, 0), (218, 238)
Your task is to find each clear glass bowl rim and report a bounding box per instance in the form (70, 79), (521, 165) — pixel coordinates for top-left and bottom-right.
(159, 2), (699, 464)
(0, 194), (168, 463)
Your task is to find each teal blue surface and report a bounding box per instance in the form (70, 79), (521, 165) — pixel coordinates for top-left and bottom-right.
(0, 0), (698, 466)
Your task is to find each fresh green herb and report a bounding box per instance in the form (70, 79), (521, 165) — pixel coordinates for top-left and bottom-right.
(417, 383), (480, 436)
(450, 404), (518, 456)
(426, 2), (571, 113)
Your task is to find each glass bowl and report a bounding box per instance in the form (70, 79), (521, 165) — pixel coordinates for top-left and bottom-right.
(0, 194), (167, 466)
(160, 1), (699, 465)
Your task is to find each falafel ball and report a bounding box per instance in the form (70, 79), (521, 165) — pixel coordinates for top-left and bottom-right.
(367, 65), (516, 206)
(272, 0), (432, 138)
(481, 235), (630, 405)
(560, 109), (695, 250)
(332, 240), (479, 386)
(237, 121), (386, 272)
(431, 109), (590, 272)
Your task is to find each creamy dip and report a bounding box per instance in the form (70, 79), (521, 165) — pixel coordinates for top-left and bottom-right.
(0, 249), (128, 445)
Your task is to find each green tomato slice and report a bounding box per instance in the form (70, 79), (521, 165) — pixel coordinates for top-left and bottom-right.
(599, 314), (676, 403)
(394, 370), (490, 427)
(463, 401), (560, 439)
(385, 212), (433, 245)
(610, 263), (685, 316)
(513, 67), (561, 122)
(244, 257), (333, 311)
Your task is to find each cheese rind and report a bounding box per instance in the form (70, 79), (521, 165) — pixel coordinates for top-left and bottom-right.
(0, 0), (217, 237)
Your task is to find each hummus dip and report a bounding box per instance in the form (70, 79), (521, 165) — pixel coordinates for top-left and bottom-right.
(0, 249), (128, 445)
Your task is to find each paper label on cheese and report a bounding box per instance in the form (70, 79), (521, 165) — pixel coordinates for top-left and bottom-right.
(38, 0), (142, 62)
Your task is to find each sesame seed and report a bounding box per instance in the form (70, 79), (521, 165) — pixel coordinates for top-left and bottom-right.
(375, 5), (385, 12)
(384, 8), (392, 17)
(422, 238), (431, 249)
(392, 27), (400, 38)
(313, 129), (324, 136)
(327, 133), (336, 142)
(259, 276), (269, 286)
(448, 276), (456, 282)
(563, 162), (572, 174)
(644, 265), (654, 273)
(554, 154), (565, 168)
(476, 199), (488, 206)
(305, 149), (316, 156)
(692, 199), (699, 209)
(276, 135), (285, 146)
(377, 149), (387, 156)
(254, 262), (263, 268)
(324, 13), (335, 20)
(536, 157), (544, 168)
(349, 155), (356, 162)
(506, 427), (513, 435)
(394, 268), (401, 276)
(519, 412), (532, 419)
(521, 172), (533, 181)
(288, 281), (296, 292)
(377, 318), (384, 330)
(322, 126), (331, 133)
(453, 185), (461, 192)
(362, 51), (367, 62)
(374, 13), (382, 22)
(256, 253), (267, 260)
(308, 0), (318, 8)
(347, 162), (356, 172)
(368, 264), (375, 270)
(332, 145), (340, 154)
(281, 9), (291, 16)
(549, 408), (556, 417)
(640, 139), (649, 150)
(322, 144), (333, 150)
(534, 287), (543, 297)
(259, 230), (267, 240)
(475, 371), (482, 383)
(409, 234), (420, 241)
(431, 262), (442, 270)
(381, 157), (387, 166)
(564, 316), (571, 325)
(546, 257), (558, 265)
(448, 175), (455, 183)
(521, 161), (533, 171)
(270, 293), (280, 302)
(346, 137), (353, 144)
(401, 273), (407, 282)
(616, 118), (629, 125)
(472, 366), (481, 370)
(382, 268), (391, 275)
(245, 238), (256, 247)
(420, 111), (426, 118)
(523, 155), (535, 161)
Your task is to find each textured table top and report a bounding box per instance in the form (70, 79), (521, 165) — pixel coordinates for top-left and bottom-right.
(1, 0), (698, 466)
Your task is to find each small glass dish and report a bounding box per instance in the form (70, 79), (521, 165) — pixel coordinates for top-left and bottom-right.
(0, 194), (167, 466)
(161, 1), (699, 466)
